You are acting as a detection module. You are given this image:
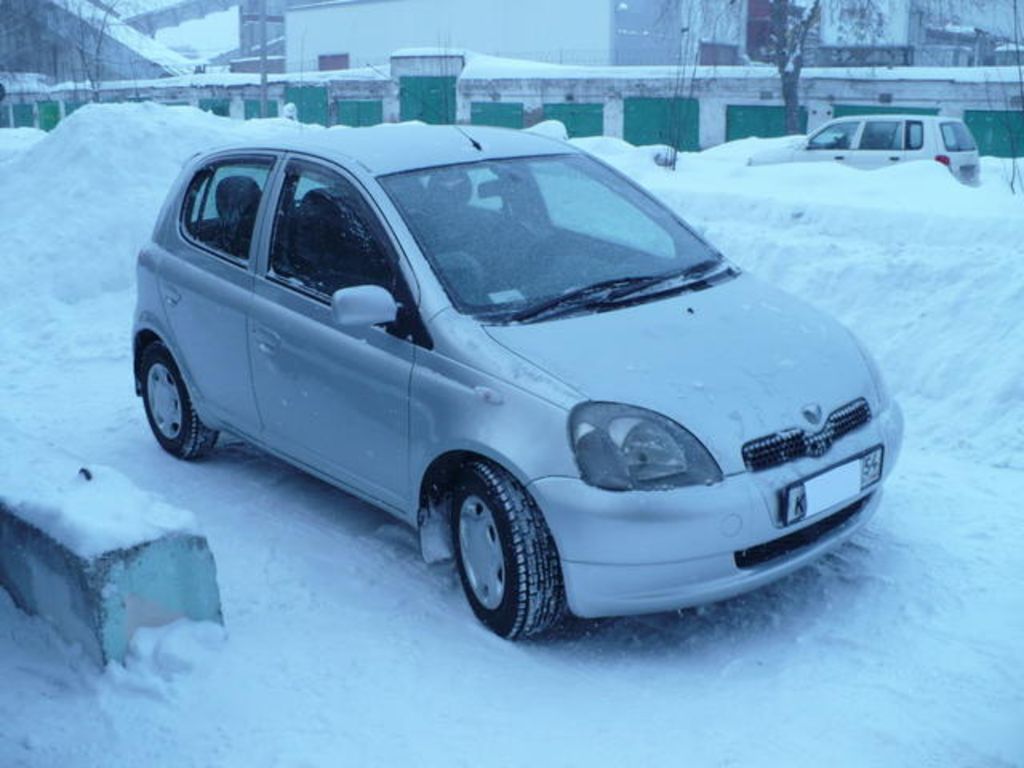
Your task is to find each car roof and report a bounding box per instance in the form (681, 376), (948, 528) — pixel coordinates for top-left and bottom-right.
(826, 114), (958, 123)
(206, 124), (576, 176)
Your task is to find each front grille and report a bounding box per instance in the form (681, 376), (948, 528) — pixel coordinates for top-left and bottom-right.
(734, 496), (869, 569)
(742, 398), (871, 471)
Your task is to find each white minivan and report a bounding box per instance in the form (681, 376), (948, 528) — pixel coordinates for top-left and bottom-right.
(751, 114), (981, 184)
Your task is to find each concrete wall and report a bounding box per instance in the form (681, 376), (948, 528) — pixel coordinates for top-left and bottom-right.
(285, 0), (614, 71)
(3, 55), (1021, 156)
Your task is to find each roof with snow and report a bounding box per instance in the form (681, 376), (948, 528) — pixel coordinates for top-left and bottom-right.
(54, 0), (195, 76)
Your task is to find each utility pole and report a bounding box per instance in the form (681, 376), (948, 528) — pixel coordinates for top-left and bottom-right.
(259, 0), (269, 117)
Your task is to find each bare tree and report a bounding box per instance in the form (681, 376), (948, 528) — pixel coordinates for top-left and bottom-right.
(66, 0), (124, 99)
(1008, 0), (1023, 191)
(656, 0), (821, 135)
(770, 0), (821, 134)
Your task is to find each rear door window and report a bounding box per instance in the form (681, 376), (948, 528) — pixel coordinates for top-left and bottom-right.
(940, 122), (977, 152)
(905, 121), (924, 151)
(858, 121), (902, 150)
(807, 122), (859, 150)
(182, 158), (274, 262)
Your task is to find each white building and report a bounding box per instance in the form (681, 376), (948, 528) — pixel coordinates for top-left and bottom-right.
(285, 0), (621, 72)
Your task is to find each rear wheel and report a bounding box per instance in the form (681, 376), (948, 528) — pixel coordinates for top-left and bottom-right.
(452, 462), (567, 639)
(140, 342), (218, 460)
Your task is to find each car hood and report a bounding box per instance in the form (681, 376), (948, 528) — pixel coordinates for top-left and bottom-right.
(483, 273), (875, 475)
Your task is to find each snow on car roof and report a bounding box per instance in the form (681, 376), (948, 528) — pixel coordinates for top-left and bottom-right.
(209, 123), (574, 175)
(823, 114), (963, 123)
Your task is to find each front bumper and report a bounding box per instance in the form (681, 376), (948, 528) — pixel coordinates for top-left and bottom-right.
(528, 403), (903, 619)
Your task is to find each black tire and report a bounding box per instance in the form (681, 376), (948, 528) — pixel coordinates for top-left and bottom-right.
(140, 342), (218, 460)
(452, 461), (567, 639)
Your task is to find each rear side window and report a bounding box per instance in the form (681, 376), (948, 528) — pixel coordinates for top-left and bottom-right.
(858, 121), (902, 150)
(807, 122), (858, 150)
(182, 158), (274, 262)
(940, 122), (977, 152)
(905, 121), (924, 150)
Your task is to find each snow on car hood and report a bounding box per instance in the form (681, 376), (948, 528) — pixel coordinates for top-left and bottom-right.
(483, 273), (874, 475)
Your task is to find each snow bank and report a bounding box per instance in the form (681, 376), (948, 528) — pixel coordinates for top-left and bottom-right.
(0, 419), (198, 557)
(0, 126), (45, 164)
(0, 102), (309, 308)
(0, 419), (223, 665)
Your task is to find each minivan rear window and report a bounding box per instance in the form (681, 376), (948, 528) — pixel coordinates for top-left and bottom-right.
(940, 122), (977, 152)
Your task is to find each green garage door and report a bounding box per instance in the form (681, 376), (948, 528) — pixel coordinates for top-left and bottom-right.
(285, 86), (329, 126)
(0, 106), (9, 128)
(964, 110), (1024, 158)
(336, 99), (383, 127)
(470, 102), (524, 129)
(542, 103), (604, 138)
(726, 105), (808, 141)
(197, 97), (230, 117)
(400, 76), (456, 124)
(199, 98), (231, 117)
(624, 97), (700, 151)
(64, 101), (87, 116)
(832, 104), (938, 118)
(38, 101), (61, 131)
(12, 103), (34, 128)
(244, 99), (279, 119)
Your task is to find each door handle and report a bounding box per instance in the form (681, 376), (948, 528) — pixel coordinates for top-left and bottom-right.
(889, 156), (900, 162)
(834, 155), (845, 161)
(164, 286), (182, 307)
(253, 326), (281, 354)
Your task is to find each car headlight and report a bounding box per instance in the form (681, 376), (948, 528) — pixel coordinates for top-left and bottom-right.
(569, 403), (723, 491)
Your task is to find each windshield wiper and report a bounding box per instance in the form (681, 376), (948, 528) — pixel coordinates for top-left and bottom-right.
(508, 260), (731, 324)
(508, 275), (668, 323)
(603, 259), (730, 303)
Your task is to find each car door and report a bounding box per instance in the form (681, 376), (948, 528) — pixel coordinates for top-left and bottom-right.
(801, 120), (861, 164)
(248, 156), (417, 512)
(160, 154), (277, 437)
(852, 120), (904, 169)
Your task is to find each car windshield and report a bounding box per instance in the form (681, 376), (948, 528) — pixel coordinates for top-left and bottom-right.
(380, 154), (721, 320)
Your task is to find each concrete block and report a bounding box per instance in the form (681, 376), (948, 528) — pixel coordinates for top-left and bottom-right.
(0, 503), (222, 666)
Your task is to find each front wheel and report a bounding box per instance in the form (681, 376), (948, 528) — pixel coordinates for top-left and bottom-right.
(140, 342), (218, 460)
(452, 462), (567, 639)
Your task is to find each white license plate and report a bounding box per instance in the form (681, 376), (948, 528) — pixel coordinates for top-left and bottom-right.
(802, 459), (862, 519)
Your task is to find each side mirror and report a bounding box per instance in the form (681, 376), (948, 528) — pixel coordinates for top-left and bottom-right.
(331, 285), (398, 327)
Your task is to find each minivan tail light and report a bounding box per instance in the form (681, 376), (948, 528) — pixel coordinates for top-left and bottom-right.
(935, 154), (951, 166)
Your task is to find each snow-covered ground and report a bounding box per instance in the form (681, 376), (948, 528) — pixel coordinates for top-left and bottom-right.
(0, 105), (1021, 767)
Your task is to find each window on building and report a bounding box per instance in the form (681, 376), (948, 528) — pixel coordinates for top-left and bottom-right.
(318, 53), (350, 71)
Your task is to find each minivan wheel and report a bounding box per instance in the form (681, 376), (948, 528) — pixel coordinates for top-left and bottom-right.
(452, 462), (567, 639)
(140, 342), (218, 460)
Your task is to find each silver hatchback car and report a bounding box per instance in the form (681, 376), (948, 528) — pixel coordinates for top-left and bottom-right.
(133, 125), (903, 638)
